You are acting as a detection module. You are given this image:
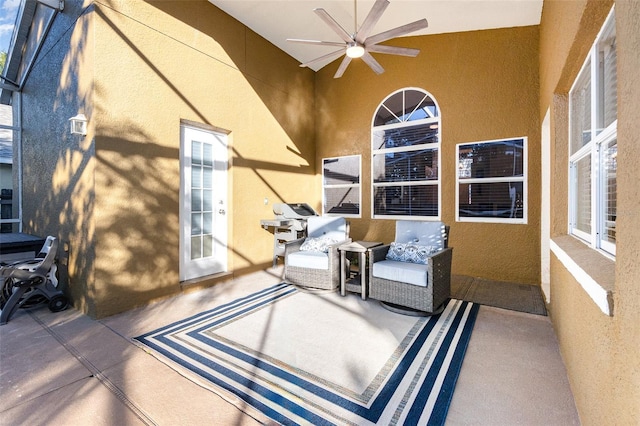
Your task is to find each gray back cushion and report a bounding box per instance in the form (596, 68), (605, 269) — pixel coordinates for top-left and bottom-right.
(307, 216), (348, 241)
(395, 221), (446, 250)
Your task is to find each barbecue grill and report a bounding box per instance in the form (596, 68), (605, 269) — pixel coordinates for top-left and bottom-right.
(260, 203), (318, 267)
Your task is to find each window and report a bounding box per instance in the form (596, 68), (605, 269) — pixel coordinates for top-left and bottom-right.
(569, 7), (616, 256)
(0, 104), (19, 232)
(371, 88), (440, 219)
(322, 155), (361, 217)
(456, 137), (527, 223)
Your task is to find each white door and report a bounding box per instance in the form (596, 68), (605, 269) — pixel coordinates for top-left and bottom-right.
(180, 124), (228, 281)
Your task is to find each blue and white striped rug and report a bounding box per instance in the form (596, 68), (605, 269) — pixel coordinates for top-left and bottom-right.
(135, 283), (479, 425)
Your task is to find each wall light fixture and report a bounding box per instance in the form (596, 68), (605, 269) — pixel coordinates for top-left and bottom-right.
(69, 114), (87, 136)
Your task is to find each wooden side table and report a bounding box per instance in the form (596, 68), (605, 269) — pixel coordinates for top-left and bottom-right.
(338, 241), (382, 300)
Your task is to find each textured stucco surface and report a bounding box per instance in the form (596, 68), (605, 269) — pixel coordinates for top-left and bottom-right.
(20, 0), (317, 318)
(19, 0), (97, 315)
(541, 0), (640, 423)
(89, 0), (317, 317)
(315, 26), (541, 285)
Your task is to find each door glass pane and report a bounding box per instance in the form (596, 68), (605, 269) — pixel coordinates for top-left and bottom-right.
(203, 212), (212, 234)
(192, 141), (202, 164)
(191, 213), (202, 235)
(203, 143), (213, 166)
(191, 236), (202, 260)
(203, 190), (213, 211)
(192, 166), (202, 188)
(192, 189), (202, 212)
(203, 167), (213, 189)
(203, 235), (213, 257)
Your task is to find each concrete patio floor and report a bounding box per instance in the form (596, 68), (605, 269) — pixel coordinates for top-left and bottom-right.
(0, 267), (580, 425)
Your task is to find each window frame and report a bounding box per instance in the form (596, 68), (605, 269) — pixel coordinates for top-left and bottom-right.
(322, 154), (362, 218)
(371, 87), (441, 221)
(568, 6), (617, 257)
(455, 136), (528, 224)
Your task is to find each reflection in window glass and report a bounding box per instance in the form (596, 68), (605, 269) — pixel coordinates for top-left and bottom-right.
(373, 185), (438, 218)
(372, 88), (440, 219)
(0, 105), (17, 232)
(323, 155), (361, 217)
(601, 139), (617, 245)
(372, 149), (438, 183)
(569, 7), (616, 255)
(574, 154), (591, 235)
(456, 137), (527, 223)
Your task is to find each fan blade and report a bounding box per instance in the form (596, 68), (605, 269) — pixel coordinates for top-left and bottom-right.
(366, 44), (420, 57)
(299, 48), (346, 68)
(361, 52), (385, 75)
(314, 8), (354, 43)
(334, 55), (352, 78)
(355, 0), (389, 44)
(365, 19), (428, 46)
(287, 38), (346, 48)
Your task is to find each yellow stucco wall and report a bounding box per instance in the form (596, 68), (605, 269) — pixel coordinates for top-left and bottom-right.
(90, 0), (317, 317)
(540, 0), (640, 423)
(315, 26), (541, 285)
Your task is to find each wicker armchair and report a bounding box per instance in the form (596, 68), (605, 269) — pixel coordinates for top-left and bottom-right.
(368, 221), (452, 314)
(284, 216), (350, 290)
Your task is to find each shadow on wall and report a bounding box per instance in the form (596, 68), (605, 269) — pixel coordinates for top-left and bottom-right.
(140, 0), (317, 161)
(20, 1), (96, 314)
(19, 0), (323, 318)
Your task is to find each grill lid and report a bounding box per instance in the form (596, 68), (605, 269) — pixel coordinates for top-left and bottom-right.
(273, 203), (318, 219)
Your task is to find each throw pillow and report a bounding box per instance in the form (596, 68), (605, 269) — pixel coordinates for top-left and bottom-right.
(386, 242), (407, 261)
(386, 242), (437, 264)
(300, 236), (337, 253)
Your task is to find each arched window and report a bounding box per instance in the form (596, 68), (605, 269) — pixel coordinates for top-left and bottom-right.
(371, 88), (441, 219)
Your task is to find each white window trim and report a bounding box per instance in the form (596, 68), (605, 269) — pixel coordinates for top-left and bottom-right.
(322, 154), (362, 218)
(455, 136), (528, 224)
(568, 6), (617, 257)
(371, 87), (442, 221)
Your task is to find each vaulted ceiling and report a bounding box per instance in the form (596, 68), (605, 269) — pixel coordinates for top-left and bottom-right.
(209, 0), (543, 71)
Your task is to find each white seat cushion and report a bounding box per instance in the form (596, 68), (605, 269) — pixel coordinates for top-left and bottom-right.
(287, 251), (329, 270)
(372, 260), (428, 287)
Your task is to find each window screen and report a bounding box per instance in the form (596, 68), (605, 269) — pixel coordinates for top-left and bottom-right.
(323, 155), (361, 217)
(456, 138), (527, 223)
(372, 88), (440, 220)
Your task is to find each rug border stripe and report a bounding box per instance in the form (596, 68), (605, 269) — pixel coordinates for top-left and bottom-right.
(136, 283), (292, 339)
(134, 285), (480, 425)
(426, 302), (480, 426)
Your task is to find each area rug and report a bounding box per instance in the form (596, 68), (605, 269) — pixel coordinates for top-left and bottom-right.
(135, 283), (479, 425)
(451, 275), (547, 316)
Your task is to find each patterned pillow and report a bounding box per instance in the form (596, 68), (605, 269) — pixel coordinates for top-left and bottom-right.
(386, 242), (408, 261)
(300, 236), (337, 253)
(386, 242), (437, 264)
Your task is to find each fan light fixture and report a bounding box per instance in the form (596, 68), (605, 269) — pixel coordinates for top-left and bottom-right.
(287, 0), (428, 78)
(346, 44), (365, 58)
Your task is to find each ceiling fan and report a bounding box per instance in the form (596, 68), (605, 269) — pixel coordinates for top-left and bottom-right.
(287, 0), (428, 78)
